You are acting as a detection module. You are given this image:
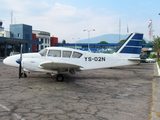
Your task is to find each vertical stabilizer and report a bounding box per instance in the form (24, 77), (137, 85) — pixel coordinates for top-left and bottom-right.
(116, 32), (143, 54)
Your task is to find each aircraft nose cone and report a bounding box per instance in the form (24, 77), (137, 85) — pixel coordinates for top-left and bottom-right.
(16, 58), (22, 64)
(3, 57), (10, 65)
(3, 55), (20, 67)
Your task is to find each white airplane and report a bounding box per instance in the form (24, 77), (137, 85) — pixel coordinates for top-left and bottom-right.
(3, 32), (145, 82)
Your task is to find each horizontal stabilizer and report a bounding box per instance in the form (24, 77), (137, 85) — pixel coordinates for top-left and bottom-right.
(128, 58), (156, 63)
(128, 58), (144, 61)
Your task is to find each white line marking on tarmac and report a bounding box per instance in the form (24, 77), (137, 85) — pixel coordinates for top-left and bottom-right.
(0, 103), (25, 120)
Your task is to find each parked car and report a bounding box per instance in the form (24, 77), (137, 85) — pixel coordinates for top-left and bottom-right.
(145, 58), (156, 63)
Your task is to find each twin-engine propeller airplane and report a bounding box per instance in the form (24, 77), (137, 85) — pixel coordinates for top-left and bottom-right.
(3, 32), (146, 82)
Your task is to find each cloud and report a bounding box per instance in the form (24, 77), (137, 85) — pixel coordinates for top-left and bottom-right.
(1, 0), (152, 42)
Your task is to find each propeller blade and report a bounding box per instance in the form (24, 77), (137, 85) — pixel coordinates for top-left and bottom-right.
(16, 58), (22, 79)
(19, 44), (23, 79)
(19, 61), (21, 79)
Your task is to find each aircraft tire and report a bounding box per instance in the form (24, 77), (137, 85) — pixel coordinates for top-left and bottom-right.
(21, 73), (27, 78)
(56, 74), (64, 82)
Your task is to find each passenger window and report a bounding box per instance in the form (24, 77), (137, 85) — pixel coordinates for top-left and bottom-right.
(62, 51), (72, 58)
(48, 50), (61, 57)
(39, 48), (47, 56)
(72, 52), (82, 58)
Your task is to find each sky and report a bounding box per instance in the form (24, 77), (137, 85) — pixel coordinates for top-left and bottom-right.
(0, 0), (160, 43)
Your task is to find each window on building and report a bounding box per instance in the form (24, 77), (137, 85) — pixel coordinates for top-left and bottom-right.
(48, 50), (61, 57)
(41, 38), (43, 43)
(62, 51), (72, 58)
(41, 45), (43, 50)
(45, 39), (47, 43)
(18, 33), (20, 37)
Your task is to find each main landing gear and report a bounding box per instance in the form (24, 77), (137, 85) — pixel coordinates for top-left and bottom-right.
(19, 72), (64, 82)
(56, 74), (64, 82)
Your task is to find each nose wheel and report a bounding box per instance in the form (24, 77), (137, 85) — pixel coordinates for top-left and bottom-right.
(56, 74), (64, 82)
(20, 73), (27, 78)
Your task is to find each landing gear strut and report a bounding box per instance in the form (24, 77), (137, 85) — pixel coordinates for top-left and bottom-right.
(56, 74), (64, 82)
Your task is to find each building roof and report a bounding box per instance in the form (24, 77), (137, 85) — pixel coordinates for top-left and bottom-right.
(0, 37), (27, 44)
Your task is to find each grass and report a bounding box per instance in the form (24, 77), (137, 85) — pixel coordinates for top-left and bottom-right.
(158, 60), (160, 66)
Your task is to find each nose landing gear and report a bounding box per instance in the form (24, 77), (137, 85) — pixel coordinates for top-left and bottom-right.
(20, 72), (27, 78)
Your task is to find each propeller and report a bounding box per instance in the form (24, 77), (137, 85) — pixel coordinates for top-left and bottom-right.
(16, 44), (23, 79)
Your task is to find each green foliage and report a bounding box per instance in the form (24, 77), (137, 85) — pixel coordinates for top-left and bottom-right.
(118, 39), (126, 44)
(158, 60), (160, 66)
(98, 41), (108, 44)
(142, 39), (146, 44)
(150, 36), (160, 60)
(149, 53), (156, 58)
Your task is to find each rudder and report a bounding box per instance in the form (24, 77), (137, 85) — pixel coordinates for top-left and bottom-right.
(116, 32), (143, 54)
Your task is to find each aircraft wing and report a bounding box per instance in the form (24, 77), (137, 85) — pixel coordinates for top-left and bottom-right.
(39, 61), (83, 70)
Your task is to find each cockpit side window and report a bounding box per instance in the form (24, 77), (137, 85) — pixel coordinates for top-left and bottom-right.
(47, 50), (61, 57)
(72, 52), (83, 58)
(39, 48), (47, 56)
(62, 51), (72, 58)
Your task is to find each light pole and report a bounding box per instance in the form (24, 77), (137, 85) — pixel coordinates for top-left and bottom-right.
(83, 29), (95, 52)
(72, 38), (75, 49)
(75, 38), (80, 49)
(73, 38), (80, 49)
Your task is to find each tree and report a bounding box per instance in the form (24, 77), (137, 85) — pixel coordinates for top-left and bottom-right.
(150, 36), (160, 60)
(142, 39), (146, 44)
(98, 41), (108, 44)
(118, 39), (126, 44)
(62, 40), (66, 44)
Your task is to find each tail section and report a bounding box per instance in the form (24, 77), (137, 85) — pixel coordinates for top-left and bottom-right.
(116, 32), (143, 54)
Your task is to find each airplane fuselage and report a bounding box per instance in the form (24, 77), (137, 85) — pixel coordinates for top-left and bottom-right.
(3, 47), (140, 73)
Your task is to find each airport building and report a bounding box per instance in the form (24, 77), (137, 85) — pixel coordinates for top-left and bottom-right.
(0, 21), (4, 31)
(0, 22), (58, 58)
(0, 23), (41, 58)
(0, 31), (10, 37)
(32, 30), (51, 51)
(32, 30), (58, 52)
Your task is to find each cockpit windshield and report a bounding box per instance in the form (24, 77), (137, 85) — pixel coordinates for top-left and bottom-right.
(39, 48), (47, 56)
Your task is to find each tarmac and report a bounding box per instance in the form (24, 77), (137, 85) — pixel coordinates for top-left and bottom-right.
(0, 59), (160, 120)
(150, 62), (160, 120)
